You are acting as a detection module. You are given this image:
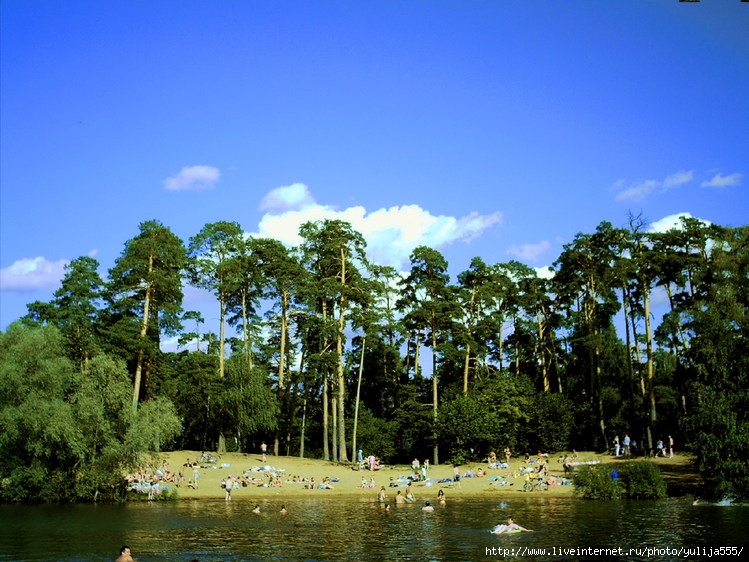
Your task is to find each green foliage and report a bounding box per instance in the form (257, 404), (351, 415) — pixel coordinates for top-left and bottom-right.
(436, 393), (501, 461)
(349, 407), (398, 462)
(0, 323), (180, 503)
(573, 461), (667, 500)
(125, 397), (182, 453)
(221, 356), (279, 446)
(473, 371), (534, 452)
(682, 385), (749, 501)
(573, 465), (621, 499)
(525, 393), (575, 453)
(619, 460), (667, 499)
(391, 399), (435, 462)
(4, 217), (749, 504)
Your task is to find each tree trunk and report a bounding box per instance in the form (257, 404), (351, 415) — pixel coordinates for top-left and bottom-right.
(219, 293), (226, 378)
(352, 333), (366, 466)
(299, 397), (307, 458)
(462, 343), (471, 395)
(337, 247), (349, 462)
(322, 372), (329, 461)
(537, 310), (549, 392)
(644, 282), (656, 454)
(132, 255), (154, 412)
(432, 315), (439, 466)
(274, 292), (288, 457)
(332, 393), (338, 463)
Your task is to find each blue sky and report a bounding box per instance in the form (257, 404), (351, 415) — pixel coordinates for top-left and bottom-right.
(1, 0), (747, 338)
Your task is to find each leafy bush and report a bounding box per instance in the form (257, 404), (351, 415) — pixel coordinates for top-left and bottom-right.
(436, 394), (502, 462)
(574, 461), (667, 500)
(619, 460), (667, 499)
(0, 324), (181, 503)
(526, 393), (575, 453)
(350, 406), (399, 462)
(573, 465), (621, 499)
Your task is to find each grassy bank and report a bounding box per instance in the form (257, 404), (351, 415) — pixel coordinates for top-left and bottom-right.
(133, 450), (699, 501)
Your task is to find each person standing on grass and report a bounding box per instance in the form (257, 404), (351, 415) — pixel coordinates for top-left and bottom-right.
(192, 465), (200, 489)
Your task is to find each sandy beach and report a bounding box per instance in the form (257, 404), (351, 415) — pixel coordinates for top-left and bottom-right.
(137, 450), (698, 501)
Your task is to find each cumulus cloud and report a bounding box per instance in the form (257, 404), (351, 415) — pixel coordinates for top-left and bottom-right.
(535, 266), (554, 280)
(506, 240), (551, 262)
(701, 172), (742, 188)
(0, 257), (68, 291)
(648, 212), (710, 234)
(260, 183), (316, 212)
(614, 170), (694, 202)
(164, 165), (220, 191)
(253, 184), (502, 269)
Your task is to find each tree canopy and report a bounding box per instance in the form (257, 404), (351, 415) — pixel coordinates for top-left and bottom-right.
(2, 216), (747, 502)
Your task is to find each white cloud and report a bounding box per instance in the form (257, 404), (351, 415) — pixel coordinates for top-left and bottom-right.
(164, 165), (220, 191)
(0, 257), (68, 291)
(648, 212), (711, 234)
(506, 240), (551, 262)
(615, 179), (659, 202)
(254, 184), (502, 269)
(664, 170), (694, 188)
(260, 183), (315, 212)
(535, 265), (554, 280)
(614, 170), (695, 202)
(701, 172), (742, 188)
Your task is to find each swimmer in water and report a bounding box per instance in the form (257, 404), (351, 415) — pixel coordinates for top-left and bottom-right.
(491, 517), (533, 534)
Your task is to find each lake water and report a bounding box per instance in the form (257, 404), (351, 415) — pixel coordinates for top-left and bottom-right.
(0, 496), (746, 561)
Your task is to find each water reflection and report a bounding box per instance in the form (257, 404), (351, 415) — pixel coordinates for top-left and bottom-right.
(0, 497), (746, 561)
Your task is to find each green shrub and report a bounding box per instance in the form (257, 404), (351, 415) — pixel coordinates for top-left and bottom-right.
(619, 460), (667, 499)
(449, 450), (470, 466)
(573, 465), (621, 499)
(573, 461), (668, 500)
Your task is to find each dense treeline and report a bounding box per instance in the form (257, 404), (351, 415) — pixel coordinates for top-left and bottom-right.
(1, 215), (747, 502)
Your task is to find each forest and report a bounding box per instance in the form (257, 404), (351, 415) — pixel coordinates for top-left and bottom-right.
(1, 215), (747, 503)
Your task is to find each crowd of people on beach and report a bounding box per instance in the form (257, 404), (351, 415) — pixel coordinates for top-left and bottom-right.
(125, 443), (581, 503)
(118, 445), (577, 559)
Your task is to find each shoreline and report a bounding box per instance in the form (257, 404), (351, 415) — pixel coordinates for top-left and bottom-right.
(131, 450), (698, 502)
